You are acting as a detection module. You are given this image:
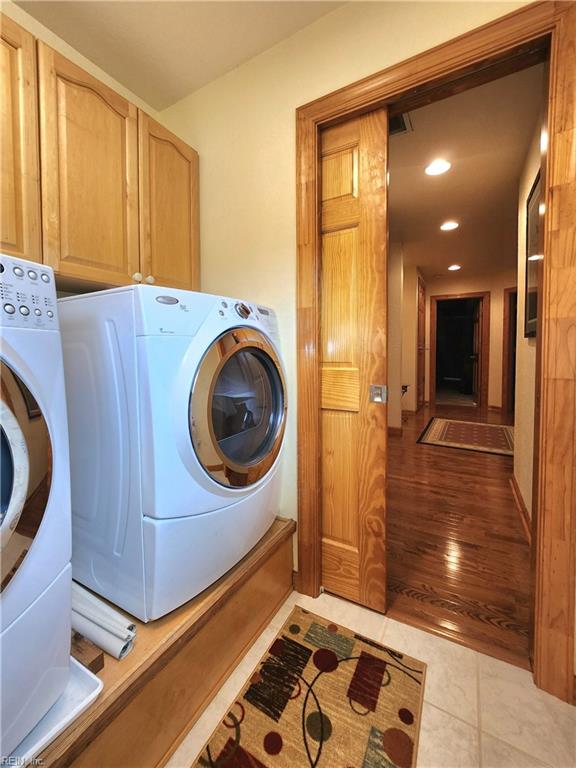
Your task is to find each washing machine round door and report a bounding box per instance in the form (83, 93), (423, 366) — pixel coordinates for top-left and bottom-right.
(0, 359), (51, 590)
(190, 327), (287, 488)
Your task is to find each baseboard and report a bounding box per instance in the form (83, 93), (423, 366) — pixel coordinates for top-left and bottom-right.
(388, 426), (402, 436)
(510, 475), (531, 544)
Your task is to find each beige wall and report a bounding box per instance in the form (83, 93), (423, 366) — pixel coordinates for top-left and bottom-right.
(160, 2), (528, 519)
(425, 270), (517, 407)
(514, 125), (540, 512)
(388, 243), (404, 430)
(1, 1), (159, 116)
(401, 264), (420, 412)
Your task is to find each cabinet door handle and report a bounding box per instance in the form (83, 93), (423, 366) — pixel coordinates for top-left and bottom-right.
(145, 275), (155, 284)
(132, 272), (143, 282)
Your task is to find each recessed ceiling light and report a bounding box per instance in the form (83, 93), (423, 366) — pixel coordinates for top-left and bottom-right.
(425, 158), (451, 176)
(528, 254), (544, 261)
(440, 220), (459, 231)
(448, 264), (461, 271)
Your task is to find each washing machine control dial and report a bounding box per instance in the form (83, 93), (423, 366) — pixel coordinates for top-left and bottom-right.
(235, 302), (251, 319)
(0, 255), (57, 330)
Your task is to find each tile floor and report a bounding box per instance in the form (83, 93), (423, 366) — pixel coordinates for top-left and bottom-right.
(166, 591), (576, 768)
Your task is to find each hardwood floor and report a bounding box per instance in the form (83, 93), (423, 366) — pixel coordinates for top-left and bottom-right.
(387, 405), (531, 669)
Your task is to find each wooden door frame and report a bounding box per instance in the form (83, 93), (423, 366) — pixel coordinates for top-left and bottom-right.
(296, 1), (576, 701)
(429, 292), (490, 410)
(502, 287), (518, 416)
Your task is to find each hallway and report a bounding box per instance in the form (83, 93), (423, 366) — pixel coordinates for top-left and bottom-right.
(387, 406), (531, 669)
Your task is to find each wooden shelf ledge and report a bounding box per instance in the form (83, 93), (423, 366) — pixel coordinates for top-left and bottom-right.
(40, 516), (296, 767)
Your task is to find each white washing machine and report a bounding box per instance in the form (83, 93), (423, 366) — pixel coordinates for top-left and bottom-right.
(0, 256), (71, 757)
(59, 286), (287, 621)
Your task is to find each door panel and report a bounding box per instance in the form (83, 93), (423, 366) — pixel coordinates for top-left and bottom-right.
(0, 15), (41, 262)
(320, 110), (387, 612)
(139, 112), (200, 290)
(38, 43), (139, 285)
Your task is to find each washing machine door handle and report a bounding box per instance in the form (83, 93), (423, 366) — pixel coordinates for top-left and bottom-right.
(0, 400), (29, 551)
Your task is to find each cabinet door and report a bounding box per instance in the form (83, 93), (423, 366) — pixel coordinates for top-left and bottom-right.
(38, 43), (139, 284)
(139, 112), (199, 290)
(1, 15), (41, 262)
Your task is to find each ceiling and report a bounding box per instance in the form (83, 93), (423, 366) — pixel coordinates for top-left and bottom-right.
(389, 64), (545, 281)
(16, 1), (342, 110)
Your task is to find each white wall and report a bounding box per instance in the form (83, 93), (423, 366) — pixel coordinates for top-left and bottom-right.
(425, 269), (518, 407)
(388, 243), (404, 430)
(514, 125), (540, 512)
(401, 265), (420, 412)
(1, 1), (159, 116)
(160, 1), (528, 520)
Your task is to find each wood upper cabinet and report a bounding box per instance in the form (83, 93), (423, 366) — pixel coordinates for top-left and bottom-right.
(37, 42), (140, 284)
(138, 112), (200, 290)
(1, 15), (41, 262)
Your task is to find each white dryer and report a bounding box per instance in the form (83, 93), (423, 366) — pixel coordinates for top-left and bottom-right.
(59, 286), (287, 621)
(0, 256), (71, 756)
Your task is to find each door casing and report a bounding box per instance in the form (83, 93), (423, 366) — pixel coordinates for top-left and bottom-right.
(296, 1), (576, 702)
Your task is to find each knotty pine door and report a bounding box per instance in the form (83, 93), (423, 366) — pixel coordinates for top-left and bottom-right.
(319, 109), (388, 612)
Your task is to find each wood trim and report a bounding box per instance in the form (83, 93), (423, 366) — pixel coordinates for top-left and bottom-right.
(532, 1), (576, 703)
(388, 426), (403, 437)
(39, 518), (295, 767)
(429, 292), (490, 410)
(501, 287), (518, 415)
(296, 1), (576, 701)
(510, 475), (532, 544)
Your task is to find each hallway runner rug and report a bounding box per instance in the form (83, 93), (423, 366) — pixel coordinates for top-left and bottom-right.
(418, 417), (514, 456)
(192, 605), (426, 768)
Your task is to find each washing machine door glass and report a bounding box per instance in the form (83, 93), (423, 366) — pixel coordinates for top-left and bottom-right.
(190, 327), (287, 487)
(0, 359), (52, 591)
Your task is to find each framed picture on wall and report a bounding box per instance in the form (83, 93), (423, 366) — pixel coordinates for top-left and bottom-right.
(525, 171), (542, 338)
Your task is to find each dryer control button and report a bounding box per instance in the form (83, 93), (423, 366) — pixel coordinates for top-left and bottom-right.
(235, 302), (251, 319)
(3, 303), (15, 314)
(13, 266), (24, 277)
(40, 273), (50, 283)
(155, 295), (179, 305)
(47, 310), (54, 318)
(19, 305), (30, 316)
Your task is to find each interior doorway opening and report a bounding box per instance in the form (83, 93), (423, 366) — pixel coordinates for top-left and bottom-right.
(435, 298), (480, 406)
(386, 60), (545, 669)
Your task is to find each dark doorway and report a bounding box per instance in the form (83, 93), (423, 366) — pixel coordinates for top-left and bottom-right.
(430, 292), (490, 409)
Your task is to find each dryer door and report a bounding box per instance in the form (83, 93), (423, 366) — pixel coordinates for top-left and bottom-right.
(0, 360), (52, 590)
(190, 328), (287, 488)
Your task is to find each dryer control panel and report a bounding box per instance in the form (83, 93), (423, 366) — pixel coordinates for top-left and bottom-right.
(0, 254), (58, 330)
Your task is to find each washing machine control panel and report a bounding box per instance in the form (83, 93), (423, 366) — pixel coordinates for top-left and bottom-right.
(0, 254), (58, 330)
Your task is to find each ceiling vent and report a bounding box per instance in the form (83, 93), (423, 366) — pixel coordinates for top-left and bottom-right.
(388, 112), (413, 136)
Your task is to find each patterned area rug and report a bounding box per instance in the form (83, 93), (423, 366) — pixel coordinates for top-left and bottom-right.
(192, 606), (426, 768)
(418, 417), (514, 456)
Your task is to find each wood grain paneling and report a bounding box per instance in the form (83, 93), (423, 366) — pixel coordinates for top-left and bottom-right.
(38, 42), (139, 285)
(0, 14), (41, 262)
(321, 410), (358, 545)
(138, 111), (200, 290)
(39, 519), (295, 767)
(319, 111), (387, 613)
(321, 367), (360, 411)
(296, 0), (576, 700)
